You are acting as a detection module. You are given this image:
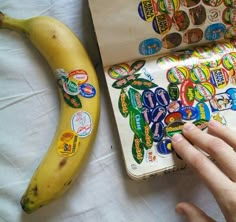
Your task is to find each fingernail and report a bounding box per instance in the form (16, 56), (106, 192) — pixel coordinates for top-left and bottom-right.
(208, 119), (222, 128)
(183, 122), (195, 131)
(172, 133), (183, 142)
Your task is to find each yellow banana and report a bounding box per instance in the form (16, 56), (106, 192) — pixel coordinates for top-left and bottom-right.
(0, 12), (100, 213)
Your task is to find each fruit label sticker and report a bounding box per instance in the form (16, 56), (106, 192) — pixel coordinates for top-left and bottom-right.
(57, 131), (80, 157)
(79, 83), (96, 98)
(139, 38), (162, 56)
(71, 111), (93, 137)
(157, 0), (180, 13)
(138, 0), (158, 22)
(152, 14), (172, 35)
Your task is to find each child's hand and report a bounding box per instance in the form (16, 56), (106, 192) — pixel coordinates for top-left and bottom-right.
(172, 119), (236, 222)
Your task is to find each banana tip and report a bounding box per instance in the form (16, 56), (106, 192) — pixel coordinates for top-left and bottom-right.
(0, 12), (5, 26)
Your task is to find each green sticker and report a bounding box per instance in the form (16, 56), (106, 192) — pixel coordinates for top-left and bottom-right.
(193, 119), (208, 131)
(167, 83), (179, 101)
(130, 60), (146, 74)
(62, 90), (82, 108)
(130, 78), (158, 90)
(112, 74), (140, 89)
(118, 89), (130, 118)
(141, 123), (153, 149)
(165, 121), (185, 137)
(132, 134), (144, 164)
(128, 88), (143, 111)
(129, 107), (145, 138)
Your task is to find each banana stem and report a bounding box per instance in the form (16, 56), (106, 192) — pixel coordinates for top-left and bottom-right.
(0, 12), (26, 33)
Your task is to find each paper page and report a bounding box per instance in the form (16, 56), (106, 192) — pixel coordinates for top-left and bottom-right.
(89, 0), (236, 67)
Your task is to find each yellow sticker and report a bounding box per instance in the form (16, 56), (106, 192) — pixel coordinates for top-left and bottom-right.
(57, 131), (80, 157)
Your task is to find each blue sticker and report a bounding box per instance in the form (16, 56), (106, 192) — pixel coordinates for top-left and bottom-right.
(142, 89), (156, 109)
(79, 83), (96, 98)
(180, 106), (198, 120)
(152, 106), (167, 122)
(195, 102), (210, 121)
(139, 38), (162, 56)
(226, 88), (236, 110)
(142, 106), (152, 124)
(209, 92), (233, 112)
(155, 87), (170, 106)
(156, 139), (172, 155)
(205, 23), (226, 41)
(151, 122), (164, 142)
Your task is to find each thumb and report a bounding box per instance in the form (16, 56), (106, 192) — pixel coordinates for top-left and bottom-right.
(176, 202), (216, 222)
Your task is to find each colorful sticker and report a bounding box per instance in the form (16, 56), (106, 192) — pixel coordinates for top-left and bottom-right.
(209, 92), (232, 111)
(164, 112), (182, 124)
(119, 89), (130, 118)
(210, 67), (229, 89)
(226, 88), (236, 110)
(167, 66), (190, 84)
(167, 101), (182, 113)
(195, 102), (211, 120)
(138, 0), (158, 22)
(205, 23), (226, 41)
(157, 55), (179, 69)
(129, 107), (145, 137)
(203, 0), (223, 6)
(142, 106), (152, 124)
(152, 106), (167, 122)
(112, 74), (140, 89)
(139, 38), (162, 56)
(79, 83), (96, 98)
(180, 80), (195, 106)
(108, 64), (130, 79)
(195, 82), (216, 101)
(57, 131), (80, 157)
(224, 0), (236, 7)
(152, 14), (172, 35)
(213, 42), (233, 55)
(71, 111), (93, 137)
(128, 88), (143, 111)
(151, 122), (165, 142)
(62, 91), (82, 108)
(130, 60), (146, 74)
(156, 139), (173, 155)
(142, 90), (156, 109)
(155, 87), (170, 106)
(165, 121), (185, 137)
(189, 5), (206, 25)
(157, 0), (180, 13)
(222, 52), (236, 70)
(193, 119), (208, 130)
(130, 78), (158, 90)
(211, 112), (227, 125)
(172, 10), (190, 31)
(190, 65), (210, 83)
(180, 106), (198, 120)
(141, 123), (154, 149)
(132, 134), (144, 164)
(225, 26), (236, 39)
(162, 33), (182, 49)
(208, 9), (221, 23)
(223, 8), (236, 25)
(183, 28), (203, 44)
(168, 83), (179, 101)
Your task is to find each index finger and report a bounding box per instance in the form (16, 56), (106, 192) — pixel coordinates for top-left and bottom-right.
(171, 133), (232, 197)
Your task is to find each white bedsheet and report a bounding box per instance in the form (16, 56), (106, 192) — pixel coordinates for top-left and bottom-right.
(0, 0), (224, 221)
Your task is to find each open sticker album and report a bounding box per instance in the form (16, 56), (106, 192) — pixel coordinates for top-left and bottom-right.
(89, 0), (236, 179)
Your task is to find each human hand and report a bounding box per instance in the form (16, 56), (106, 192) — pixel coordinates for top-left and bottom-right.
(171, 119), (236, 222)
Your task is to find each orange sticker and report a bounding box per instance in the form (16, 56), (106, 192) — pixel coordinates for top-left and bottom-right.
(57, 131), (80, 157)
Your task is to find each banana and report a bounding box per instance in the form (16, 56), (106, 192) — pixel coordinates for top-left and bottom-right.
(0, 12), (100, 213)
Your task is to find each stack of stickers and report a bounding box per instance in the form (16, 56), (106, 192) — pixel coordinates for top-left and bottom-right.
(138, 0), (236, 56)
(105, 40), (236, 179)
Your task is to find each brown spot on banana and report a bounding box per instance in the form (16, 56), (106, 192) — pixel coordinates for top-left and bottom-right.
(59, 158), (67, 169)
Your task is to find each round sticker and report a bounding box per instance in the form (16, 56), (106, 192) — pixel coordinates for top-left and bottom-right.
(203, 0), (223, 6)
(189, 5), (206, 25)
(167, 66), (190, 84)
(152, 13), (172, 35)
(139, 38), (162, 56)
(225, 26), (236, 39)
(71, 111), (93, 137)
(79, 83), (96, 98)
(138, 0), (158, 22)
(162, 33), (182, 49)
(181, 0), (200, 7)
(158, 0), (180, 13)
(156, 139), (173, 156)
(222, 52), (236, 70)
(205, 23), (226, 41)
(68, 69), (88, 85)
(57, 131), (80, 157)
(195, 82), (216, 101)
(183, 28), (203, 44)
(190, 65), (210, 83)
(224, 0), (236, 7)
(108, 64), (130, 79)
(172, 10), (190, 31)
(208, 9), (221, 23)
(222, 8), (236, 25)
